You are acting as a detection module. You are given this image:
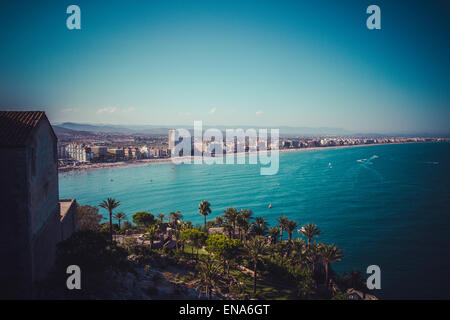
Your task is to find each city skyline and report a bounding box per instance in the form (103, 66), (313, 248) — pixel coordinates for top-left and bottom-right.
(0, 0), (449, 135)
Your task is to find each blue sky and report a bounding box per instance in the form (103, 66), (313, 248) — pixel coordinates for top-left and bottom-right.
(0, 0), (449, 134)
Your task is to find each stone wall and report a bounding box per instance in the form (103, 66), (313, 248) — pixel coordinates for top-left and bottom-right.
(0, 146), (32, 299)
(31, 207), (61, 295)
(60, 199), (78, 241)
(28, 120), (59, 238)
(27, 120), (61, 293)
(0, 118), (76, 299)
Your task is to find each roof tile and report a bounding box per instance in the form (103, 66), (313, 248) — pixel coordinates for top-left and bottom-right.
(0, 111), (46, 147)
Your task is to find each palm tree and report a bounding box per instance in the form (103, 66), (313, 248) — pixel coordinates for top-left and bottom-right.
(223, 222), (234, 239)
(215, 216), (224, 227)
(299, 223), (322, 247)
(245, 236), (268, 295)
(284, 219), (298, 243)
(145, 225), (158, 250)
(268, 227), (280, 244)
(240, 219), (251, 242)
(320, 244), (344, 287)
(99, 198), (120, 242)
(196, 257), (221, 299)
(276, 215), (289, 242)
(291, 238), (307, 265)
(239, 209), (253, 221)
(173, 222), (183, 250)
(113, 211), (127, 229)
(237, 209), (253, 239)
(305, 241), (321, 275)
(198, 200), (212, 230)
(236, 216), (245, 241)
(169, 211), (183, 228)
(251, 217), (269, 236)
(223, 208), (239, 238)
(157, 213), (165, 223)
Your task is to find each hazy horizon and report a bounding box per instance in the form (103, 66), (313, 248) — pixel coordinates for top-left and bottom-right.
(51, 120), (450, 137)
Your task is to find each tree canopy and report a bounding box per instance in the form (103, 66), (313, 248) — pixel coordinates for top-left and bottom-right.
(132, 211), (155, 227)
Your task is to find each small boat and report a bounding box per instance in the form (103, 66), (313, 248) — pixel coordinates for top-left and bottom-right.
(268, 204), (272, 209)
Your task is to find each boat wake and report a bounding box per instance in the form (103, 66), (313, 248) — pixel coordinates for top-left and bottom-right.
(357, 154), (379, 165)
(353, 154), (383, 182)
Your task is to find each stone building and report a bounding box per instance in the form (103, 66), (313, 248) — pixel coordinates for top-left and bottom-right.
(0, 111), (78, 299)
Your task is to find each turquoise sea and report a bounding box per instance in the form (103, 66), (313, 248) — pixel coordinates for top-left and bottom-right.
(59, 142), (450, 299)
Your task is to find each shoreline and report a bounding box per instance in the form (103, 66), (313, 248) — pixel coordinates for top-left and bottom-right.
(58, 141), (441, 174)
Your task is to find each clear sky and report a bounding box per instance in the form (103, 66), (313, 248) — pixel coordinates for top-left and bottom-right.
(0, 0), (449, 134)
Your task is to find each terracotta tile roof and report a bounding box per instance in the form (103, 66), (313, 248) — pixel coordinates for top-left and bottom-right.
(0, 111), (47, 147)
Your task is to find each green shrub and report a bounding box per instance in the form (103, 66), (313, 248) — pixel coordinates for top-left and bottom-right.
(122, 237), (138, 254)
(132, 211), (155, 227)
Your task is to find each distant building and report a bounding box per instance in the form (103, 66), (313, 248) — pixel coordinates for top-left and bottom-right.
(139, 146), (150, 158)
(150, 148), (169, 158)
(57, 143), (67, 159)
(91, 146), (108, 161)
(168, 129), (176, 154)
(124, 147), (133, 159)
(66, 143), (92, 162)
(107, 148), (125, 161)
(0, 111), (78, 299)
(308, 140), (321, 147)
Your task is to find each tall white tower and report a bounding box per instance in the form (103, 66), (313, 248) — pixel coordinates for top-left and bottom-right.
(168, 129), (176, 154)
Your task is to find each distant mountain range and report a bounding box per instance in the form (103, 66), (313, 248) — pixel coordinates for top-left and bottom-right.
(53, 122), (170, 135)
(52, 122), (449, 138)
(53, 122), (353, 136)
(52, 125), (98, 138)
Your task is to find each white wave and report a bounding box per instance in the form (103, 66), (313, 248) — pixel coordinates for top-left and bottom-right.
(357, 155), (379, 164)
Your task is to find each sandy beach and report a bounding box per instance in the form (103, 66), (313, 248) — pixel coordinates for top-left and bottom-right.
(58, 141), (428, 174)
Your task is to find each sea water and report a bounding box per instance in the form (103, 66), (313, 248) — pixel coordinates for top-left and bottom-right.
(59, 142), (450, 299)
